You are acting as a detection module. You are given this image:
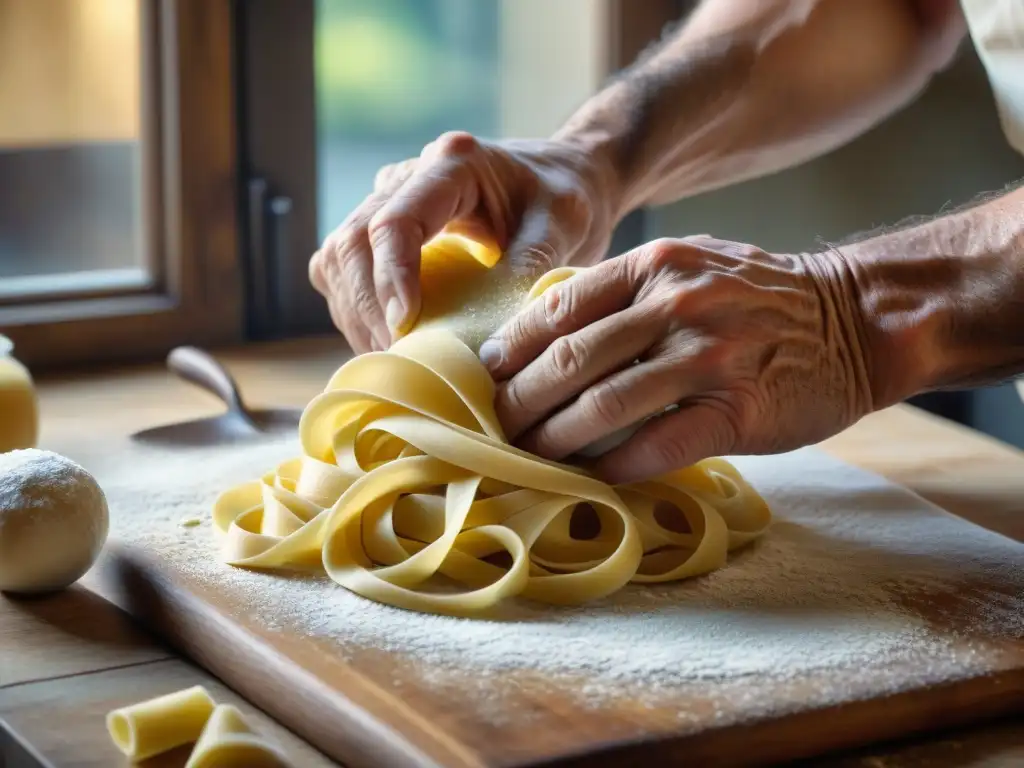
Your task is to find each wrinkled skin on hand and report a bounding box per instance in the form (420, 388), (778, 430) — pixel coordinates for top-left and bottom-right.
(480, 236), (875, 484)
(309, 131), (616, 354)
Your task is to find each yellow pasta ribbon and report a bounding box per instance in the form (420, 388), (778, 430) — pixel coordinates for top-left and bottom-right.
(212, 236), (772, 616)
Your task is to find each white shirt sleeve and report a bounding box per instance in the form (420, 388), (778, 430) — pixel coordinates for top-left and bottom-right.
(961, 0), (1024, 154)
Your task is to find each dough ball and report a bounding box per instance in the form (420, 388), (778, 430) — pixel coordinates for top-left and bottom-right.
(0, 448), (109, 594)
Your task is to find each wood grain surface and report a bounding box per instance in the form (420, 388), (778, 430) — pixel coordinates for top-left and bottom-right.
(0, 582), (336, 767)
(0, 657), (337, 767)
(5, 337), (1023, 768)
(83, 526), (1024, 768)
(0, 585), (169, 688)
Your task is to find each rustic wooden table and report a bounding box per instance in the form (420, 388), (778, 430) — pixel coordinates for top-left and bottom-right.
(1, 337), (1021, 768)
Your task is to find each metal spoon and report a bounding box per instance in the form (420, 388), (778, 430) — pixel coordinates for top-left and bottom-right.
(131, 346), (302, 446)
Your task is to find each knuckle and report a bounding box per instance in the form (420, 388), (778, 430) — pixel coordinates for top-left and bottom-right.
(583, 380), (628, 426)
(645, 238), (681, 272)
(542, 281), (574, 329)
(367, 209), (396, 238)
(333, 228), (362, 255)
(736, 242), (762, 260)
(692, 340), (733, 374)
(499, 379), (535, 422)
(366, 212), (409, 254)
(374, 158), (416, 191)
(373, 163), (397, 190)
(331, 232), (368, 273)
(549, 335), (587, 380)
(322, 219), (366, 259)
(434, 130), (478, 156)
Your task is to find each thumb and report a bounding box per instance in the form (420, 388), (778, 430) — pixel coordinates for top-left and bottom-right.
(594, 402), (738, 484)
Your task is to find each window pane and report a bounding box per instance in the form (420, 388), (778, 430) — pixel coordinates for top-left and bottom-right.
(0, 0), (146, 297)
(314, 0), (501, 239)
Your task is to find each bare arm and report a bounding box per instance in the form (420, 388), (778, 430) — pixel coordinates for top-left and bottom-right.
(312, 0), (968, 352)
(557, 0), (967, 220)
(835, 184), (1024, 408)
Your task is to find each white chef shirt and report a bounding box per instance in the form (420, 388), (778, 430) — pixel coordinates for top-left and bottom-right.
(962, 0), (1024, 154)
(961, 1), (1024, 400)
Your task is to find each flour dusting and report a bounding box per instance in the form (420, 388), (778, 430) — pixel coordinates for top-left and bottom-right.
(80, 438), (1024, 715)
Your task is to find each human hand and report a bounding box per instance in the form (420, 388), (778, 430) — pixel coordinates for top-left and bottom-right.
(309, 132), (618, 354)
(480, 236), (877, 484)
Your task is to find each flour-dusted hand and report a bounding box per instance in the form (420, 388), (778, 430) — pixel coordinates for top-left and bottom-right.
(309, 132), (618, 353)
(480, 236), (879, 484)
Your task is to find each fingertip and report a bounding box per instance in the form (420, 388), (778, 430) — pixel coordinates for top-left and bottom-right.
(377, 289), (409, 343)
(370, 223), (424, 339)
(382, 288), (420, 339)
(384, 297), (404, 337)
(478, 338), (506, 375)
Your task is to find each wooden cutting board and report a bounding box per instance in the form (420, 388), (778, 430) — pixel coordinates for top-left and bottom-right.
(78, 436), (1024, 768)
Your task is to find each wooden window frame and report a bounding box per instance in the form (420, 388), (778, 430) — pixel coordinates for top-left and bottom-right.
(0, 0), (242, 372)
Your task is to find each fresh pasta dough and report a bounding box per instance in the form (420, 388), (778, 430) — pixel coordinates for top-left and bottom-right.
(212, 236), (772, 616)
(186, 704), (289, 768)
(106, 686), (286, 766)
(106, 685), (215, 761)
(0, 449), (109, 594)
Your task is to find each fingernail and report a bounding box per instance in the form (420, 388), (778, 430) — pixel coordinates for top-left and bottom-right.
(478, 338), (505, 372)
(385, 296), (407, 338)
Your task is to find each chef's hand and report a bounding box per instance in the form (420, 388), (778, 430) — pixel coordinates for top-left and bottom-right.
(480, 236), (877, 484)
(309, 132), (618, 353)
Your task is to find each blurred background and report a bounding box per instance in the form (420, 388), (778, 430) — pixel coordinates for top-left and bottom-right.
(1, 0), (1022, 447)
(315, 0), (501, 235)
(0, 0), (506, 281)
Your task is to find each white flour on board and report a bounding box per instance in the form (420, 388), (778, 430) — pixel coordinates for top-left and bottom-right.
(81, 436), (1024, 713)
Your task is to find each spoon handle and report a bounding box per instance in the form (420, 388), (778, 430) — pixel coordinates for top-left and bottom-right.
(166, 346), (258, 428)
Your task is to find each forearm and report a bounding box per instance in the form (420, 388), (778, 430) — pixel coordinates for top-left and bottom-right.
(556, 0), (964, 220)
(831, 185), (1024, 409)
